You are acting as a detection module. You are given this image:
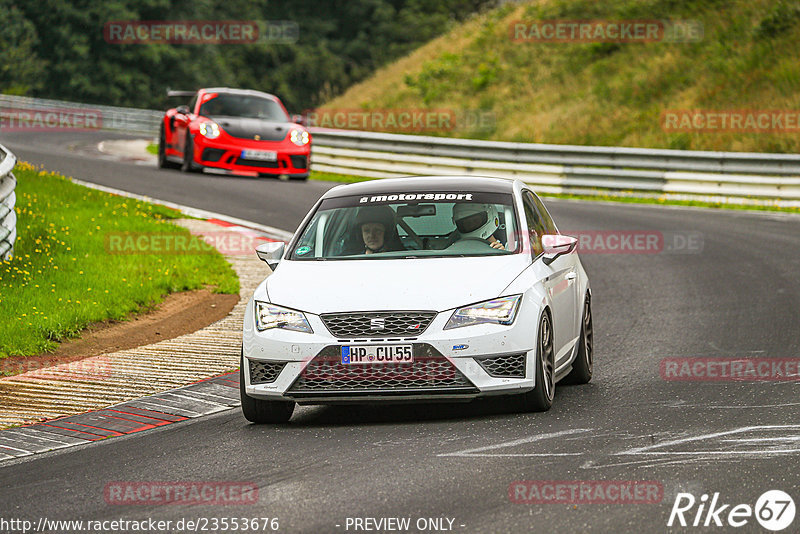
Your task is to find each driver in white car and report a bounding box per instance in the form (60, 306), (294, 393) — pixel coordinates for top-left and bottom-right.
(452, 203), (505, 250)
(352, 205), (405, 255)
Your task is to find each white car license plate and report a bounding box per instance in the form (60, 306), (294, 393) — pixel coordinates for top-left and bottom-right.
(341, 345), (414, 364)
(241, 149), (277, 161)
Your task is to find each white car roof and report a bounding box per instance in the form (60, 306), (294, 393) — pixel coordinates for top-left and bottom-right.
(323, 175), (519, 199)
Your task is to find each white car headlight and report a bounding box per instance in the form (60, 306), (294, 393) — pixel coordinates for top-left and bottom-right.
(255, 301), (313, 333)
(444, 295), (522, 330)
(289, 128), (309, 146)
(199, 121), (220, 139)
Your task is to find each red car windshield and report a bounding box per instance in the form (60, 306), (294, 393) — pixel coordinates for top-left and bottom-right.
(198, 94), (288, 121)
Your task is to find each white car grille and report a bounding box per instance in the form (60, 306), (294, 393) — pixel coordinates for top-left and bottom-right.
(320, 311), (436, 338)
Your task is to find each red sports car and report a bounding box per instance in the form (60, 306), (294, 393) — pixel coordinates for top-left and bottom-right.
(158, 87), (311, 180)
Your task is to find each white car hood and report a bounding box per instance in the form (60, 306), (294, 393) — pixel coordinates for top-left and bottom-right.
(266, 255), (529, 314)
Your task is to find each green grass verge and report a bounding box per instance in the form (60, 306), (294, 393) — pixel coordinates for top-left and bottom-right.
(0, 162), (239, 359)
(310, 170), (379, 183)
(146, 143), (158, 155)
(540, 192), (800, 213)
(309, 171), (800, 213)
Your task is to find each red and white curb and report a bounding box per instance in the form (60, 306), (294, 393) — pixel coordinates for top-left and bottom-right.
(0, 184), (294, 460)
(0, 218), (275, 431)
(0, 372), (240, 461)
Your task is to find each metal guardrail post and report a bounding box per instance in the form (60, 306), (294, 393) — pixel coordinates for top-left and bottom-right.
(0, 143), (18, 260)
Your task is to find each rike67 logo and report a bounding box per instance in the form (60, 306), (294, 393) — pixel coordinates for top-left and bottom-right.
(668, 490), (795, 531)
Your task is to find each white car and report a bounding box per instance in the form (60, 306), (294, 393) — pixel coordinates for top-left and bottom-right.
(241, 176), (592, 423)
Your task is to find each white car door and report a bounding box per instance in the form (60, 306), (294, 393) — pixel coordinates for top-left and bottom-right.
(523, 191), (578, 363)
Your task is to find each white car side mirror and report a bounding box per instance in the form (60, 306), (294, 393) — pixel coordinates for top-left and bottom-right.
(542, 234), (577, 265)
(256, 242), (285, 270)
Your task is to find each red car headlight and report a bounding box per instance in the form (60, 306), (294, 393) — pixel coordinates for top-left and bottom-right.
(199, 121), (221, 139)
(289, 128), (310, 146)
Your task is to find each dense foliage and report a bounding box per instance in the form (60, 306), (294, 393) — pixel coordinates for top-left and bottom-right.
(0, 0), (495, 112)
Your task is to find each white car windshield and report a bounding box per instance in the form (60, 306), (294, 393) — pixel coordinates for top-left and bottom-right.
(289, 191), (520, 260)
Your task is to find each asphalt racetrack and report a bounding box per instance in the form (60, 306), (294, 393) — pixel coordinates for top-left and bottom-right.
(1, 130), (799, 532)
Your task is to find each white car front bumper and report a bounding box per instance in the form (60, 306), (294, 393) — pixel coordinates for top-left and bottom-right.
(242, 298), (543, 404)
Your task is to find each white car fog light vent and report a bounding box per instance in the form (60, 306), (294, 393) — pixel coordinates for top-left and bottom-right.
(249, 359), (287, 384)
(321, 311), (436, 338)
(476, 353), (526, 378)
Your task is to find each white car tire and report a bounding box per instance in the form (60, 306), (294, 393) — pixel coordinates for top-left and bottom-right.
(563, 294), (593, 385)
(517, 312), (555, 412)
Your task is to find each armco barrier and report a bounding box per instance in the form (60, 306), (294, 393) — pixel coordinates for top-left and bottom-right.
(1, 94), (799, 204)
(308, 129), (800, 204)
(0, 143), (17, 260)
(0, 94), (161, 135)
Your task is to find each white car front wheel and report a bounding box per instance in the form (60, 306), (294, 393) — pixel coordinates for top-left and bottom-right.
(517, 312), (555, 412)
(564, 294), (593, 385)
